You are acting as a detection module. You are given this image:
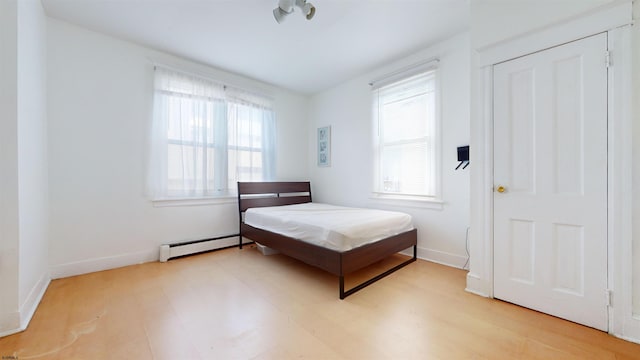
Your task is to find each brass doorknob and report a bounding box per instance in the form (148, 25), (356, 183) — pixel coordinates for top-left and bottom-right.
(496, 185), (506, 193)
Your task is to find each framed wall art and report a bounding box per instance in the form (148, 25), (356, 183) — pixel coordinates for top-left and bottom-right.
(317, 126), (331, 167)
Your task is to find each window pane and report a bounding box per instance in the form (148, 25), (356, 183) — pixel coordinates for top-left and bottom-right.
(228, 149), (263, 187)
(251, 151), (263, 179)
(229, 104), (263, 149)
(381, 92), (433, 142)
(167, 143), (205, 193)
(381, 141), (433, 195)
(227, 148), (237, 181)
(166, 97), (210, 143)
(206, 147), (217, 191)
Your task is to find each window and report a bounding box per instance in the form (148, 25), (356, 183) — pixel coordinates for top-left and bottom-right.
(372, 67), (439, 201)
(148, 67), (275, 200)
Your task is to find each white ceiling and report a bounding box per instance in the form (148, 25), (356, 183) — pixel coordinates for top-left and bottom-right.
(41, 0), (470, 94)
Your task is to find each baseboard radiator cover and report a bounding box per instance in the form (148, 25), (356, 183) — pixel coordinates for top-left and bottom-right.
(159, 234), (251, 262)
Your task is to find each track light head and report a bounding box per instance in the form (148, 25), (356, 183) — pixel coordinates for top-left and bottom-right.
(273, 7), (289, 23)
(273, 0), (294, 23)
(301, 2), (315, 20)
(273, 0), (315, 23)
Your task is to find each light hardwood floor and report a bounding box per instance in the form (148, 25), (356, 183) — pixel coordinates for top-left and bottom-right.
(1, 245), (639, 359)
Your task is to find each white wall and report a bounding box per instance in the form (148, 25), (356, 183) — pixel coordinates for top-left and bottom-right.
(471, 0), (617, 49)
(47, 19), (309, 277)
(308, 32), (471, 268)
(0, 0), (51, 336)
(0, 0), (21, 335)
(17, 0), (50, 324)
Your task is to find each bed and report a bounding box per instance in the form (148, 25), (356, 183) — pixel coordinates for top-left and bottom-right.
(237, 181), (417, 299)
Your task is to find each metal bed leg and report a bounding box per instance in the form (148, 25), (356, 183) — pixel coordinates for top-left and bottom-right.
(339, 245), (417, 300)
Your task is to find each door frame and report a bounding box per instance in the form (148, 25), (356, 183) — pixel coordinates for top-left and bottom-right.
(466, 2), (637, 340)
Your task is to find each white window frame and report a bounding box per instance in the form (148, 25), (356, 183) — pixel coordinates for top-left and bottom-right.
(371, 61), (442, 205)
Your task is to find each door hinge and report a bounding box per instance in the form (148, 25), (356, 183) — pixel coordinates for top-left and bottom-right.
(605, 51), (611, 68)
(606, 289), (613, 307)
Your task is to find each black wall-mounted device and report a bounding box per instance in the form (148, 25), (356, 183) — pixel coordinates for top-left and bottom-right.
(457, 146), (469, 162)
(456, 145), (469, 170)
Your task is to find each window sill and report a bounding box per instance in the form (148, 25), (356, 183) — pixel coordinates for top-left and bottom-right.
(152, 195), (237, 207)
(369, 193), (444, 210)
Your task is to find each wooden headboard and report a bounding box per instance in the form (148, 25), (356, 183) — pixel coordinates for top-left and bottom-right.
(237, 181), (312, 213)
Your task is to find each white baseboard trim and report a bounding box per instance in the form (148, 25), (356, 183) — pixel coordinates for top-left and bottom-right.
(0, 311), (21, 338)
(20, 272), (50, 330)
(615, 314), (640, 344)
(465, 272), (490, 298)
(400, 246), (468, 269)
(0, 272), (51, 338)
(50, 249), (158, 279)
(160, 236), (249, 262)
(616, 333), (640, 345)
(417, 247), (468, 269)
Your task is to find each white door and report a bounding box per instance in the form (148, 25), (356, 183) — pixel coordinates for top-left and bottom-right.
(493, 33), (608, 331)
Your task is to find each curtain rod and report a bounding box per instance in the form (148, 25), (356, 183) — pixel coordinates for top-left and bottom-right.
(369, 57), (439, 88)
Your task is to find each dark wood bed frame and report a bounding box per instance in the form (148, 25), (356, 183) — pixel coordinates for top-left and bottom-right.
(237, 181), (417, 299)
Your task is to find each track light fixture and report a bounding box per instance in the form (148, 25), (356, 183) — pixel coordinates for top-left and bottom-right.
(273, 0), (316, 23)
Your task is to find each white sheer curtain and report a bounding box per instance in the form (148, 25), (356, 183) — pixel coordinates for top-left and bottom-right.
(227, 102), (276, 191)
(148, 66), (275, 200)
(225, 87), (276, 187)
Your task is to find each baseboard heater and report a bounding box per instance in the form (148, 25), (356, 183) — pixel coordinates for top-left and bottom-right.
(159, 234), (252, 262)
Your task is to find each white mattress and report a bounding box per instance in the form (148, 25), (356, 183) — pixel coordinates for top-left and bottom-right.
(244, 202), (414, 252)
